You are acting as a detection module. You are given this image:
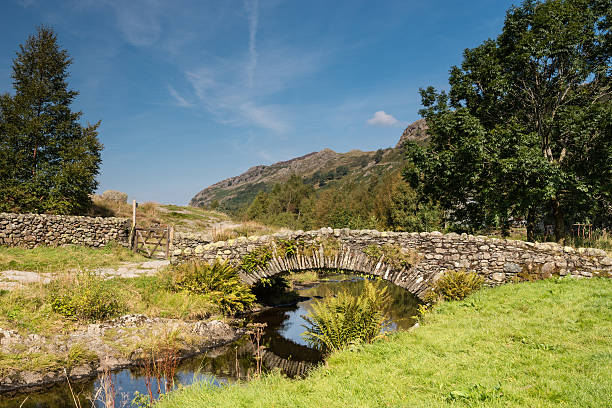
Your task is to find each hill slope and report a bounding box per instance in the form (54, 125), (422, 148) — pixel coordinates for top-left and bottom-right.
(190, 120), (428, 211)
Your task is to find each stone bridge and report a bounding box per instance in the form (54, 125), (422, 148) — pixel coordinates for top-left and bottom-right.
(172, 228), (612, 300)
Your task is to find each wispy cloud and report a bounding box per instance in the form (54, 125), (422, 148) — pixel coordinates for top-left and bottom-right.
(185, 62), (291, 133)
(167, 85), (193, 108)
(244, 0), (259, 88)
(182, 33), (330, 133)
(101, 0), (164, 47)
(367, 110), (400, 126)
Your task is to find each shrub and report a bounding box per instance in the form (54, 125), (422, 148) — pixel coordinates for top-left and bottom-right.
(363, 244), (421, 270)
(48, 272), (123, 321)
(426, 270), (484, 302)
(302, 280), (391, 354)
(170, 260), (255, 314)
(239, 246), (273, 274)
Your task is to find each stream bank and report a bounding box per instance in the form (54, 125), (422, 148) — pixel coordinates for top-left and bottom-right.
(0, 317), (241, 395)
(1, 274), (420, 407)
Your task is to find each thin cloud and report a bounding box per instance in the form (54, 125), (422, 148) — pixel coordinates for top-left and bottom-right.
(101, 0), (164, 46)
(367, 110), (400, 126)
(184, 42), (330, 133)
(244, 0), (259, 88)
(167, 85), (193, 108)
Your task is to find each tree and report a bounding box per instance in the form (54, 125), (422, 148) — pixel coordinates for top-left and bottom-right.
(0, 26), (102, 215)
(406, 0), (611, 242)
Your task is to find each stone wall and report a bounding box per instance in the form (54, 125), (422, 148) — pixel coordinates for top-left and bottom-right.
(0, 213), (131, 248)
(172, 231), (212, 251)
(171, 227), (612, 299)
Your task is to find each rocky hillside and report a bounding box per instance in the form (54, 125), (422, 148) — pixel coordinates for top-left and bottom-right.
(396, 118), (429, 148)
(190, 120), (429, 210)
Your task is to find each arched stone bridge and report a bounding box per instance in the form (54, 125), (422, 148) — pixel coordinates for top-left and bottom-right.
(172, 228), (612, 300)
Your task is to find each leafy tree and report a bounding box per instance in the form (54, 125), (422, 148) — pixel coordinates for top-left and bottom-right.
(389, 175), (442, 232)
(406, 0), (611, 242)
(0, 26), (102, 214)
(335, 165), (349, 178)
(373, 149), (384, 163)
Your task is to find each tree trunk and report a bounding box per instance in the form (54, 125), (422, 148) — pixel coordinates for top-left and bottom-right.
(32, 144), (37, 175)
(552, 199), (565, 244)
(526, 206), (535, 242)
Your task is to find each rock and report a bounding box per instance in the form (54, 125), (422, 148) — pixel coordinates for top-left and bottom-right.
(70, 364), (94, 379)
(20, 371), (44, 385)
(490, 272), (505, 282)
(504, 262), (522, 274)
(396, 119), (429, 148)
(541, 262), (557, 277)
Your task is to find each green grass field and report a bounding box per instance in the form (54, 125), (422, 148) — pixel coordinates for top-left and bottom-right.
(158, 278), (612, 407)
(0, 243), (146, 274)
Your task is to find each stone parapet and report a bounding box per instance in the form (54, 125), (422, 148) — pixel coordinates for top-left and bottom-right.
(171, 228), (612, 298)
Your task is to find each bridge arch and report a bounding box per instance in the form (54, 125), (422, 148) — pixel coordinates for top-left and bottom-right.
(238, 246), (432, 300)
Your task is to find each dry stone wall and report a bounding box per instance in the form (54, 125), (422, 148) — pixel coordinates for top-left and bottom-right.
(172, 227), (612, 299)
(0, 213), (131, 248)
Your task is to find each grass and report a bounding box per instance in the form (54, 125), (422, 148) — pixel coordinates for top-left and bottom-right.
(287, 270), (319, 286)
(0, 274), (219, 338)
(0, 272), (221, 375)
(157, 278), (612, 408)
(90, 195), (230, 232)
(486, 227), (612, 255)
(0, 344), (97, 377)
(0, 242), (146, 274)
(211, 221), (281, 242)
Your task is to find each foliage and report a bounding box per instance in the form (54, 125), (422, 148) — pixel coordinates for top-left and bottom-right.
(406, 0), (612, 242)
(243, 170), (442, 232)
(48, 272), (123, 320)
(363, 244), (422, 270)
(275, 237), (341, 258)
(239, 246), (273, 274)
(275, 238), (299, 258)
(301, 280), (391, 354)
(169, 260), (255, 314)
(425, 270), (484, 302)
(0, 26), (102, 215)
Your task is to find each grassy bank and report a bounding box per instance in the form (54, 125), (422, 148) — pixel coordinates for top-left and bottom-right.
(158, 278), (612, 407)
(0, 243), (146, 273)
(0, 274), (219, 338)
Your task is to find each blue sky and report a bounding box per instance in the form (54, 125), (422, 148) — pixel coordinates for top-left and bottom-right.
(0, 0), (515, 204)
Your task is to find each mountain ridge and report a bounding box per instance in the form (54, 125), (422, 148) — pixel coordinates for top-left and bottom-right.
(190, 120), (429, 210)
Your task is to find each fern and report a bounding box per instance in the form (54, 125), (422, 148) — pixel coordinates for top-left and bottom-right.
(425, 270), (484, 302)
(301, 280), (391, 354)
(170, 260), (255, 314)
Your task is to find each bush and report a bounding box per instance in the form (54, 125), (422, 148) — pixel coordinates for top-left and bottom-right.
(426, 270), (484, 302)
(170, 260), (255, 314)
(302, 280), (391, 354)
(239, 247), (273, 274)
(48, 272), (123, 321)
(363, 244), (421, 270)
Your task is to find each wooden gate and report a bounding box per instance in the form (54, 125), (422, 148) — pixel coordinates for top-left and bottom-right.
(131, 226), (172, 259)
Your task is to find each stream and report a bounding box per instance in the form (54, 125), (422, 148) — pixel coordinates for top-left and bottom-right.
(1, 274), (419, 407)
